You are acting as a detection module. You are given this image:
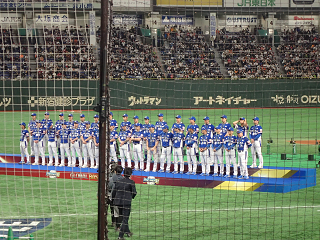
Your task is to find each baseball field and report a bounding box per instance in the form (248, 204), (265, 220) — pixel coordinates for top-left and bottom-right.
(0, 108), (319, 239)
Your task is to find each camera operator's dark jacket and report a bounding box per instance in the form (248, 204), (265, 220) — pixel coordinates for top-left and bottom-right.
(112, 177), (137, 206)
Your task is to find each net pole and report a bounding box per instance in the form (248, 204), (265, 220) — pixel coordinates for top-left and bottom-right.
(98, 0), (111, 238)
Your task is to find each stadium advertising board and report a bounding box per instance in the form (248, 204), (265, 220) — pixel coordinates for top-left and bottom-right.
(113, 0), (151, 8)
(291, 0), (320, 7)
(157, 0), (222, 7)
(224, 0), (289, 7)
(0, 13), (22, 24)
(225, 15), (258, 26)
(0, 2), (97, 9)
(113, 15), (141, 25)
(210, 13), (217, 38)
(34, 14), (69, 25)
(161, 16), (194, 25)
(288, 15), (319, 26)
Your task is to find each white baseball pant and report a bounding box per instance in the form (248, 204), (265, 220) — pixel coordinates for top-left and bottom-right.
(187, 145), (197, 173)
(60, 143), (71, 166)
(119, 144), (131, 168)
(133, 144), (143, 170)
(43, 134), (48, 154)
(173, 147), (184, 173)
(160, 146), (172, 171)
(82, 141), (94, 167)
(251, 139), (263, 168)
(200, 149), (210, 174)
(212, 148), (224, 174)
(71, 140), (83, 167)
(48, 141), (59, 166)
(30, 135), (34, 154)
(238, 151), (248, 177)
(142, 141), (147, 159)
(34, 140), (45, 165)
(94, 145), (99, 168)
(225, 148), (237, 176)
(146, 148), (157, 172)
(109, 144), (118, 163)
(20, 141), (30, 163)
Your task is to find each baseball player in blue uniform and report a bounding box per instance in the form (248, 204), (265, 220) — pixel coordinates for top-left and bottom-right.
(233, 117), (249, 137)
(199, 127), (211, 176)
(109, 123), (118, 163)
(91, 114), (99, 132)
(59, 122), (72, 167)
(218, 115), (232, 138)
(120, 114), (132, 133)
(32, 120), (46, 165)
(47, 122), (59, 166)
(171, 115), (185, 133)
(69, 121), (83, 168)
(41, 112), (52, 153)
(145, 124), (159, 172)
(79, 114), (87, 131)
(81, 121), (94, 168)
(55, 113), (65, 156)
(93, 127), (99, 169)
(250, 117), (264, 168)
(159, 125), (173, 173)
(237, 130), (252, 179)
(185, 125), (198, 175)
(67, 114), (75, 130)
(224, 127), (238, 178)
(172, 126), (185, 174)
(142, 116), (151, 160)
(118, 124), (132, 168)
(212, 126), (224, 177)
(19, 122), (30, 164)
(109, 112), (118, 130)
(202, 116), (215, 138)
(155, 113), (167, 160)
(187, 116), (199, 134)
(28, 113), (37, 156)
(130, 123), (144, 171)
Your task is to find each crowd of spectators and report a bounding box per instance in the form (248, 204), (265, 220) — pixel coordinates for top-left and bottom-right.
(35, 25), (98, 80)
(215, 28), (280, 79)
(277, 27), (320, 79)
(160, 26), (223, 79)
(0, 27), (29, 80)
(109, 26), (163, 79)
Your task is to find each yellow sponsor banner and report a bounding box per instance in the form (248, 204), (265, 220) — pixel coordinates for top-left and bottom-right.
(157, 0), (222, 7)
(214, 182), (263, 191)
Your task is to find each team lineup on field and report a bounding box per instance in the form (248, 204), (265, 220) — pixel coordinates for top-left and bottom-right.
(19, 112), (264, 179)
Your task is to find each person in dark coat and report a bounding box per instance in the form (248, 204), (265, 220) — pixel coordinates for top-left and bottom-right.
(112, 167), (137, 240)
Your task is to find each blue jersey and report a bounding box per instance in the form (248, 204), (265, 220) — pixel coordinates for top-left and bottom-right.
(155, 121), (167, 135)
(146, 132), (159, 148)
(110, 130), (118, 145)
(185, 132), (198, 147)
(67, 120), (75, 130)
(201, 123), (215, 137)
(212, 133), (224, 150)
(172, 132), (185, 148)
(171, 122), (185, 132)
(118, 130), (131, 142)
(69, 128), (81, 140)
(32, 127), (46, 141)
(187, 124), (199, 133)
(224, 135), (237, 150)
(28, 120), (37, 132)
(198, 134), (211, 149)
(142, 124), (151, 137)
(218, 122), (232, 137)
(41, 118), (53, 129)
(20, 129), (29, 142)
(131, 130), (144, 144)
(234, 124), (249, 137)
(160, 131), (173, 147)
(91, 122), (99, 132)
(120, 121), (132, 132)
(47, 128), (57, 142)
(79, 121), (87, 131)
(237, 136), (252, 151)
(81, 128), (93, 141)
(132, 122), (143, 133)
(93, 131), (99, 144)
(250, 125), (263, 140)
(110, 119), (118, 130)
(59, 128), (70, 144)
(55, 120), (64, 129)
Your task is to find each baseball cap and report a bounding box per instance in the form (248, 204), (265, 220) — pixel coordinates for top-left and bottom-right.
(188, 125), (195, 131)
(134, 123), (141, 127)
(253, 117), (260, 121)
(94, 114), (99, 118)
(19, 122), (26, 126)
(237, 130), (243, 134)
(221, 115), (227, 119)
(85, 121), (90, 125)
(31, 113), (36, 116)
(175, 115), (181, 119)
(203, 116), (210, 120)
(68, 114), (73, 117)
(201, 126), (207, 131)
(215, 126), (221, 130)
(189, 116), (196, 121)
(110, 122), (116, 127)
(109, 112), (113, 116)
(44, 112), (49, 115)
(149, 124), (155, 128)
(163, 125), (169, 129)
(122, 114), (128, 117)
(74, 120), (79, 124)
(144, 116), (149, 120)
(228, 127), (234, 131)
(240, 117), (246, 120)
(157, 113), (164, 117)
(80, 114), (85, 118)
(133, 115), (139, 119)
(59, 113), (64, 116)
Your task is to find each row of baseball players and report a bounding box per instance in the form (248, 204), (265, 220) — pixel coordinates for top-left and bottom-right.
(19, 112), (100, 168)
(109, 113), (263, 179)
